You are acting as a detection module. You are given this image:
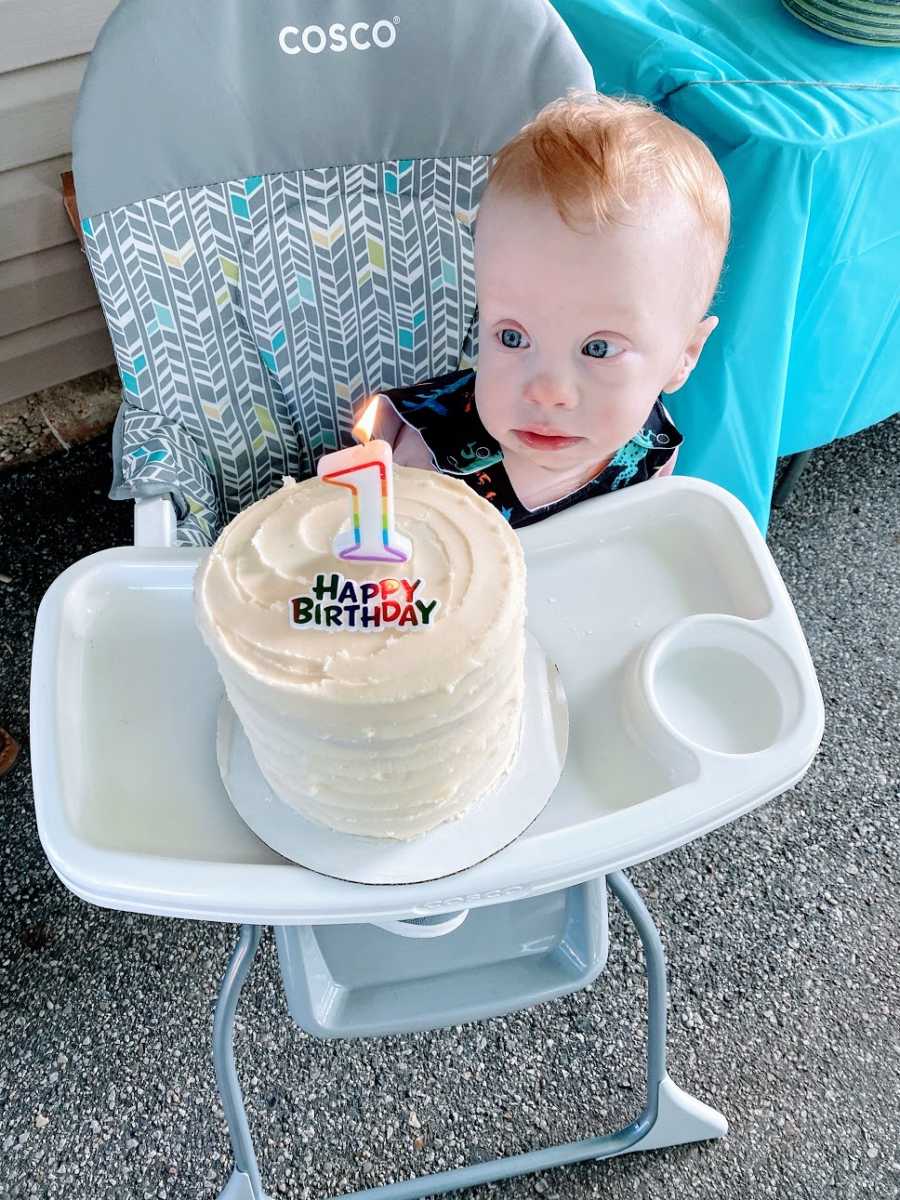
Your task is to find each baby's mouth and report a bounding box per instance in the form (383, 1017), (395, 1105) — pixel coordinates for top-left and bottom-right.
(513, 428), (586, 453)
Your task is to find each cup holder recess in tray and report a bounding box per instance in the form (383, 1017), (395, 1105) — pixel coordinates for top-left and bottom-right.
(632, 614), (804, 759)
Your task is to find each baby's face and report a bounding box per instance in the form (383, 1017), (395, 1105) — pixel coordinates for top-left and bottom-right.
(474, 189), (716, 473)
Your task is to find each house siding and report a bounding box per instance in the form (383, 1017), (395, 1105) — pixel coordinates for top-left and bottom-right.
(0, 0), (118, 405)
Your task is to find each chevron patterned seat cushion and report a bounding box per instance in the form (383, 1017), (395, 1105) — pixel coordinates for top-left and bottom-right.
(84, 158), (488, 545)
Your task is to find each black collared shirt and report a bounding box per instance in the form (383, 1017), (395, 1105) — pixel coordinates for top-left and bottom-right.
(381, 369), (683, 529)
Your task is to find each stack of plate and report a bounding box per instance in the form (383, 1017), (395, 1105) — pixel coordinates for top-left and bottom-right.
(782, 0), (900, 45)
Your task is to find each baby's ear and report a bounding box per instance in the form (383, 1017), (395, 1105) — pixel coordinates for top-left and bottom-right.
(663, 315), (719, 394)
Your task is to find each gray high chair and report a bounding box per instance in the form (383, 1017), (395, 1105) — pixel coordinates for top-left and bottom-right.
(53, 1), (799, 1196)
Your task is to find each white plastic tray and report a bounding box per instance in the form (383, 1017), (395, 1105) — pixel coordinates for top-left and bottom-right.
(30, 478), (824, 925)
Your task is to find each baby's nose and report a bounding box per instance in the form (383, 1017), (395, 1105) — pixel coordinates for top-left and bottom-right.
(524, 374), (578, 410)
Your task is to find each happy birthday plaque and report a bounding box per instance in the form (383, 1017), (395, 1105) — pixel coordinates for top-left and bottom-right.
(288, 573), (440, 632)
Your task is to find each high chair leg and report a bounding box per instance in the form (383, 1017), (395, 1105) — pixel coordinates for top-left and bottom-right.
(212, 873), (727, 1200)
(214, 925), (270, 1200)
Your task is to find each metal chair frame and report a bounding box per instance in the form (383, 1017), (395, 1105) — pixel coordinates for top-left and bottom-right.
(213, 871), (727, 1200)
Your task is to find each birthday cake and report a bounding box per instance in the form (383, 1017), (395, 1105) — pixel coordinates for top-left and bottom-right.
(194, 468), (526, 840)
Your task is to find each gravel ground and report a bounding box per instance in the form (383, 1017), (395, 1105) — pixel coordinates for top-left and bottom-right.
(0, 367), (121, 470)
(1, 419), (898, 1200)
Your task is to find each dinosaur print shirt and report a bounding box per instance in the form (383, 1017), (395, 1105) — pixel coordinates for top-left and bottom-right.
(380, 369), (683, 529)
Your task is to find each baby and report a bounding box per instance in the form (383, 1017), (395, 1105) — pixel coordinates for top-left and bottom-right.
(373, 91), (731, 527)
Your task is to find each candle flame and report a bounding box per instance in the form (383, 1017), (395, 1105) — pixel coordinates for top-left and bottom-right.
(353, 395), (380, 445)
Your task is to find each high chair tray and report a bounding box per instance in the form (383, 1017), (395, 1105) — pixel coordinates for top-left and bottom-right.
(31, 477), (823, 925)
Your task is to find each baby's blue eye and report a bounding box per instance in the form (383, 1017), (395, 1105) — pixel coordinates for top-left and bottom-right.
(500, 328), (528, 349)
(583, 338), (614, 359)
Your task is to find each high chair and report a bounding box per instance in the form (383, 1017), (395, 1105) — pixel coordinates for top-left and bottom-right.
(31, 3), (824, 1197)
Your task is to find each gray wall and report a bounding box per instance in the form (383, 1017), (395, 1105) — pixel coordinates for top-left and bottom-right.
(0, 0), (117, 406)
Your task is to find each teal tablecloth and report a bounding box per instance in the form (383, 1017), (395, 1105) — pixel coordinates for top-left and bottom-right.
(554, 0), (900, 529)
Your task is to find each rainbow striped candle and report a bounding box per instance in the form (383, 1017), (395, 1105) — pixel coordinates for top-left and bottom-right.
(317, 399), (412, 564)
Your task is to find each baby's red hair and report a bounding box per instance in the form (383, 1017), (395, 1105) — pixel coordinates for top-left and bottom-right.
(486, 91), (731, 316)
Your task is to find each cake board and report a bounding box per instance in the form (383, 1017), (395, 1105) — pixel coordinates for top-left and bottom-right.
(216, 632), (570, 885)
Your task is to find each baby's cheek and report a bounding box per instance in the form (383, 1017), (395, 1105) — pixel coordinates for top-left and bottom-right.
(473, 381), (509, 441)
(584, 398), (647, 452)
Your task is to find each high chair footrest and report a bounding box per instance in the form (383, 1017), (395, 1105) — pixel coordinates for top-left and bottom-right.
(275, 880), (608, 1038)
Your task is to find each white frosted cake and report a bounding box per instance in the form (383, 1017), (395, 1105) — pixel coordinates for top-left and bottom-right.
(194, 468), (526, 840)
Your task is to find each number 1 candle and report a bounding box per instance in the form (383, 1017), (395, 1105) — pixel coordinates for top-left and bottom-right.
(317, 396), (413, 564)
